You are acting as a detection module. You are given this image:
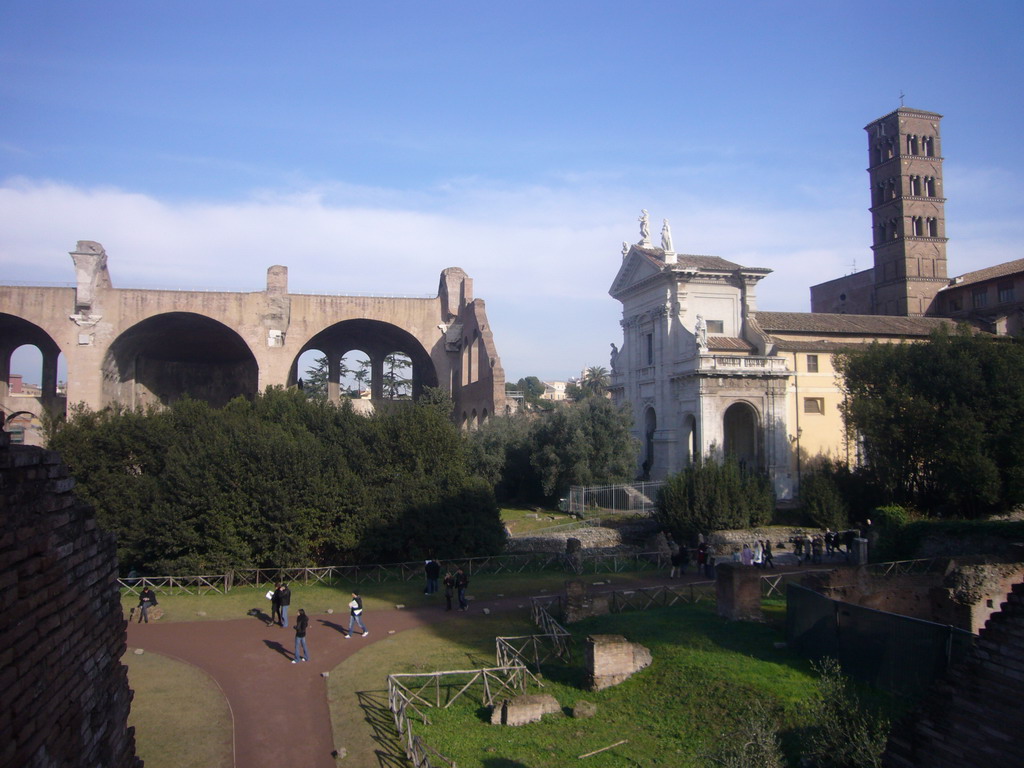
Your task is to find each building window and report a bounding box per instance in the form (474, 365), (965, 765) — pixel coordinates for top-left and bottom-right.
(646, 333), (653, 365)
(927, 218), (938, 237)
(925, 176), (936, 196)
(806, 354), (819, 373)
(706, 320), (724, 334)
(803, 398), (824, 414)
(973, 287), (989, 309)
(909, 175), (921, 196)
(911, 217), (923, 236)
(923, 136), (935, 156)
(9, 428), (25, 444)
(998, 281), (1015, 303)
(907, 135), (918, 155)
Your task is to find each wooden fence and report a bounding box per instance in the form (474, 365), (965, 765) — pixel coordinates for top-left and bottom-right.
(119, 550), (671, 595)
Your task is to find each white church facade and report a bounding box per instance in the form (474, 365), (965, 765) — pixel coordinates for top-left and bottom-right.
(608, 212), (952, 499)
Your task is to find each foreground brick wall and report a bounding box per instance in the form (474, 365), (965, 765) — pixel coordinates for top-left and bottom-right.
(883, 579), (1024, 768)
(0, 437), (140, 768)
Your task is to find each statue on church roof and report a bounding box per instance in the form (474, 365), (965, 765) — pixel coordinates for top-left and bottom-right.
(638, 209), (650, 245)
(661, 219), (674, 252)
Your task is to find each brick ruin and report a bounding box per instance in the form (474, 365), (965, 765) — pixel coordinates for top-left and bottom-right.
(883, 580), (1024, 767)
(0, 432), (140, 768)
(584, 634), (651, 691)
(803, 556), (1024, 633)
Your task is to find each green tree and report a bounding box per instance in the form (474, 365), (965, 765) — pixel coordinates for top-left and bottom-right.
(836, 328), (1024, 517)
(527, 396), (635, 500)
(582, 365), (610, 396)
(303, 355), (349, 400)
(382, 352), (412, 399)
(515, 376), (546, 408)
(799, 463), (849, 530)
(47, 387), (505, 573)
(655, 455), (774, 539)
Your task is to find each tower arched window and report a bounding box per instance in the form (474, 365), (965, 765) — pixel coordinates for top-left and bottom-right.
(925, 176), (936, 197)
(907, 135), (919, 155)
(911, 217), (923, 237)
(927, 217), (939, 237)
(923, 136), (935, 156)
(909, 175), (921, 196)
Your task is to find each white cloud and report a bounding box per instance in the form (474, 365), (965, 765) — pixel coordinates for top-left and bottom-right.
(2, 175), (1017, 381)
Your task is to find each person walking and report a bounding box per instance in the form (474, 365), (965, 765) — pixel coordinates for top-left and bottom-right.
(292, 608), (309, 663)
(137, 586), (158, 623)
(443, 570), (455, 611)
(763, 539), (775, 569)
(454, 567), (469, 611)
(346, 592), (368, 637)
(278, 583), (292, 628)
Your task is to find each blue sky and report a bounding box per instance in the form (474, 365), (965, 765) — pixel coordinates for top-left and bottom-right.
(3, 1), (1023, 383)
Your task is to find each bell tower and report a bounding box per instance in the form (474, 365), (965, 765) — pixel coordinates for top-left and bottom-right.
(865, 107), (948, 315)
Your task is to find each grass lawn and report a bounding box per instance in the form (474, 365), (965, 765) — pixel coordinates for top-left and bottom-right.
(327, 602), (823, 767)
(501, 506), (579, 535)
(124, 648), (232, 768)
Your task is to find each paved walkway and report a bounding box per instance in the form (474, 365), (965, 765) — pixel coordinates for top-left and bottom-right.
(125, 565), (812, 767)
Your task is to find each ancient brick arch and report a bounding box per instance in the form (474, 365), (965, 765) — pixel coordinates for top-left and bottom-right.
(103, 311), (260, 409)
(0, 242), (506, 443)
(298, 318), (439, 401)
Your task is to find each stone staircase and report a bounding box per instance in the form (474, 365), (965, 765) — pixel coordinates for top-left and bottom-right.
(883, 580), (1024, 767)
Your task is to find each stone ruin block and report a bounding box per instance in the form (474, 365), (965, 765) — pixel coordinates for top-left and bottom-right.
(584, 634), (652, 691)
(490, 693), (561, 726)
(564, 579), (612, 624)
(715, 562), (764, 622)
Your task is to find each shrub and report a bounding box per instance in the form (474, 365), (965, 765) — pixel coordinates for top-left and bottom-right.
(799, 471), (849, 531)
(801, 658), (890, 768)
(655, 455), (775, 539)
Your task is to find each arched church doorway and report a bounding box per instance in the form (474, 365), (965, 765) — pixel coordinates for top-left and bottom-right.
(723, 401), (761, 471)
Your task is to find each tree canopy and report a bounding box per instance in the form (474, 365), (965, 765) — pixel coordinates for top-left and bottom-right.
(48, 387), (505, 574)
(466, 396), (636, 503)
(835, 327), (1024, 517)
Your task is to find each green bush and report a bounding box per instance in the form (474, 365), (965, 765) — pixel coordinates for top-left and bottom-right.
(799, 471), (849, 531)
(655, 455), (775, 539)
(800, 658), (890, 768)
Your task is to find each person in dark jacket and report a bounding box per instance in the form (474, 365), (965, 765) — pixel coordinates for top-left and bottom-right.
(346, 592), (368, 637)
(278, 583), (292, 628)
(443, 571), (455, 611)
(292, 608), (309, 663)
(137, 587), (158, 623)
(271, 583), (282, 626)
(454, 567), (469, 611)
(424, 559), (441, 595)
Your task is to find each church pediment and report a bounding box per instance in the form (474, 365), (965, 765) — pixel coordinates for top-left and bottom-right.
(609, 246), (666, 298)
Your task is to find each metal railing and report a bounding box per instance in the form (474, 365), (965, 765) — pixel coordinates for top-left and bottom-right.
(567, 481), (665, 515)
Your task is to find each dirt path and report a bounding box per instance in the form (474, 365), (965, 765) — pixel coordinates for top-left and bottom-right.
(125, 565), (807, 768)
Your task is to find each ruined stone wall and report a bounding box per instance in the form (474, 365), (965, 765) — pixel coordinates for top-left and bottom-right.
(0, 438), (140, 768)
(883, 580), (1024, 768)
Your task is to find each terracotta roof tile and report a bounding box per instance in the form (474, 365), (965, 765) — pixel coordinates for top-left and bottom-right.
(708, 336), (754, 351)
(756, 311), (954, 336)
(941, 258), (1024, 290)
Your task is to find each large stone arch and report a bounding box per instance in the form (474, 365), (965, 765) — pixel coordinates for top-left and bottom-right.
(0, 313), (65, 443)
(295, 319), (438, 404)
(723, 400), (762, 471)
(102, 312), (259, 408)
